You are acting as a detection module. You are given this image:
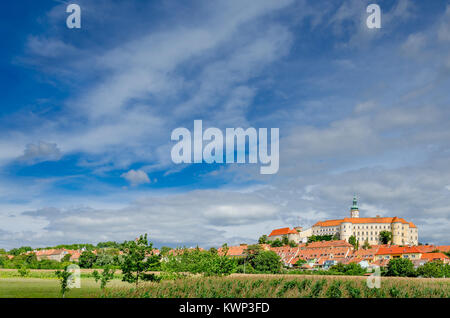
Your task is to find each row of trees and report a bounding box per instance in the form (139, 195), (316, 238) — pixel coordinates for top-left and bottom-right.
(385, 258), (450, 278)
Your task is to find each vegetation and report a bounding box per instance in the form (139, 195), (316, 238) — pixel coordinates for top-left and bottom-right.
(269, 239), (283, 247)
(54, 266), (72, 298)
(118, 234), (161, 287)
(258, 235), (268, 244)
(92, 265), (115, 290)
(162, 248), (237, 276)
(0, 272), (448, 298)
(379, 231), (392, 244)
(348, 235), (359, 250)
(307, 235), (333, 243)
(79, 250), (97, 269)
(386, 258), (415, 277)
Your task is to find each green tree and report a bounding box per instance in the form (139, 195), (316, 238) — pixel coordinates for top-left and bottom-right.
(18, 265), (30, 277)
(270, 239), (283, 247)
(160, 246), (173, 256)
(119, 234), (160, 287)
(55, 267), (72, 298)
(362, 239), (370, 250)
(8, 246), (32, 256)
(61, 253), (72, 263)
(258, 235), (268, 244)
(416, 261), (445, 278)
(92, 265), (116, 290)
(308, 235), (333, 243)
(288, 240), (298, 247)
(379, 231), (392, 244)
(79, 250), (97, 268)
(243, 244), (263, 266)
(281, 235), (289, 246)
(252, 251), (282, 273)
(386, 258), (415, 277)
(295, 259), (307, 267)
(348, 235), (358, 250)
(332, 233), (340, 240)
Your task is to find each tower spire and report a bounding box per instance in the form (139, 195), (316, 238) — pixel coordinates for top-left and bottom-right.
(350, 195), (359, 218)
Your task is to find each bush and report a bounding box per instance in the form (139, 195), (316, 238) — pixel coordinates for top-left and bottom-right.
(18, 266), (30, 277)
(252, 251), (282, 274)
(416, 261), (446, 278)
(162, 248), (237, 276)
(386, 258), (415, 277)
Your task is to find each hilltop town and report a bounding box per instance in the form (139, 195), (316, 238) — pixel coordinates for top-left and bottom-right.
(1, 198), (448, 273)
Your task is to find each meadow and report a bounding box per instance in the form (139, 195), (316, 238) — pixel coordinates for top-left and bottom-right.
(0, 270), (448, 298)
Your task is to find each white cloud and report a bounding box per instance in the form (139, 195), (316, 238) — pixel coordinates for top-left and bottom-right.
(120, 169), (150, 186)
(19, 141), (61, 163)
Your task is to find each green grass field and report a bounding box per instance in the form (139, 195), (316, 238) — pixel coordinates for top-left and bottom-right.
(0, 270), (449, 298)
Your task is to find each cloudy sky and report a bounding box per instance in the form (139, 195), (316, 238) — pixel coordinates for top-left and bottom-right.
(0, 0), (449, 249)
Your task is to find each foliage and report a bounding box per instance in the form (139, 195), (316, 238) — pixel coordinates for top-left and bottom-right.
(379, 231), (392, 244)
(295, 259), (306, 267)
(252, 251), (282, 274)
(258, 235), (268, 244)
(94, 252), (115, 267)
(118, 234), (161, 286)
(416, 261), (449, 278)
(362, 240), (371, 249)
(386, 258), (415, 277)
(329, 263), (366, 275)
(8, 246), (32, 256)
(92, 265), (115, 289)
(348, 235), (358, 250)
(18, 266), (30, 277)
(326, 280), (342, 298)
(61, 253), (72, 263)
(79, 250), (98, 268)
(96, 241), (121, 249)
(55, 267), (72, 297)
(162, 248), (237, 276)
(160, 246), (173, 256)
(281, 235), (289, 246)
(307, 235), (333, 243)
(269, 239), (283, 247)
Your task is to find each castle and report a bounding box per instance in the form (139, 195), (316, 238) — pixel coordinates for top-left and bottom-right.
(311, 197), (418, 246)
(269, 197), (419, 246)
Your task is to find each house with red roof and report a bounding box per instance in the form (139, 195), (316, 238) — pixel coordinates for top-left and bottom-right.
(267, 227), (301, 244)
(374, 246), (422, 262)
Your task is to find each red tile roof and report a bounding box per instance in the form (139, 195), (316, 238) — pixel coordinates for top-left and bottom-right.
(421, 252), (449, 261)
(376, 246), (421, 255)
(314, 217), (416, 227)
(268, 227), (298, 237)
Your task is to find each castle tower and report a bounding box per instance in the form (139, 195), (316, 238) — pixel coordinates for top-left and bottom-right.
(350, 196), (359, 218)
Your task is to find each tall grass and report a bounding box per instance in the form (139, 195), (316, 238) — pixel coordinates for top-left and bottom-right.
(104, 275), (450, 298)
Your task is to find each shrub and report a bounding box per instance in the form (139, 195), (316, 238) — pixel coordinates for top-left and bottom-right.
(386, 258), (415, 277)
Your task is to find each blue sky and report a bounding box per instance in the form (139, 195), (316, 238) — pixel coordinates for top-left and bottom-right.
(0, 0), (449, 249)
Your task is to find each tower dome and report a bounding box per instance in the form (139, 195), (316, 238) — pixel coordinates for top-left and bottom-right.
(350, 196), (359, 218)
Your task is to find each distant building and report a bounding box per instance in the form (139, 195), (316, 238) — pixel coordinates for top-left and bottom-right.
(374, 246), (422, 261)
(311, 197), (419, 246)
(267, 227), (300, 244)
